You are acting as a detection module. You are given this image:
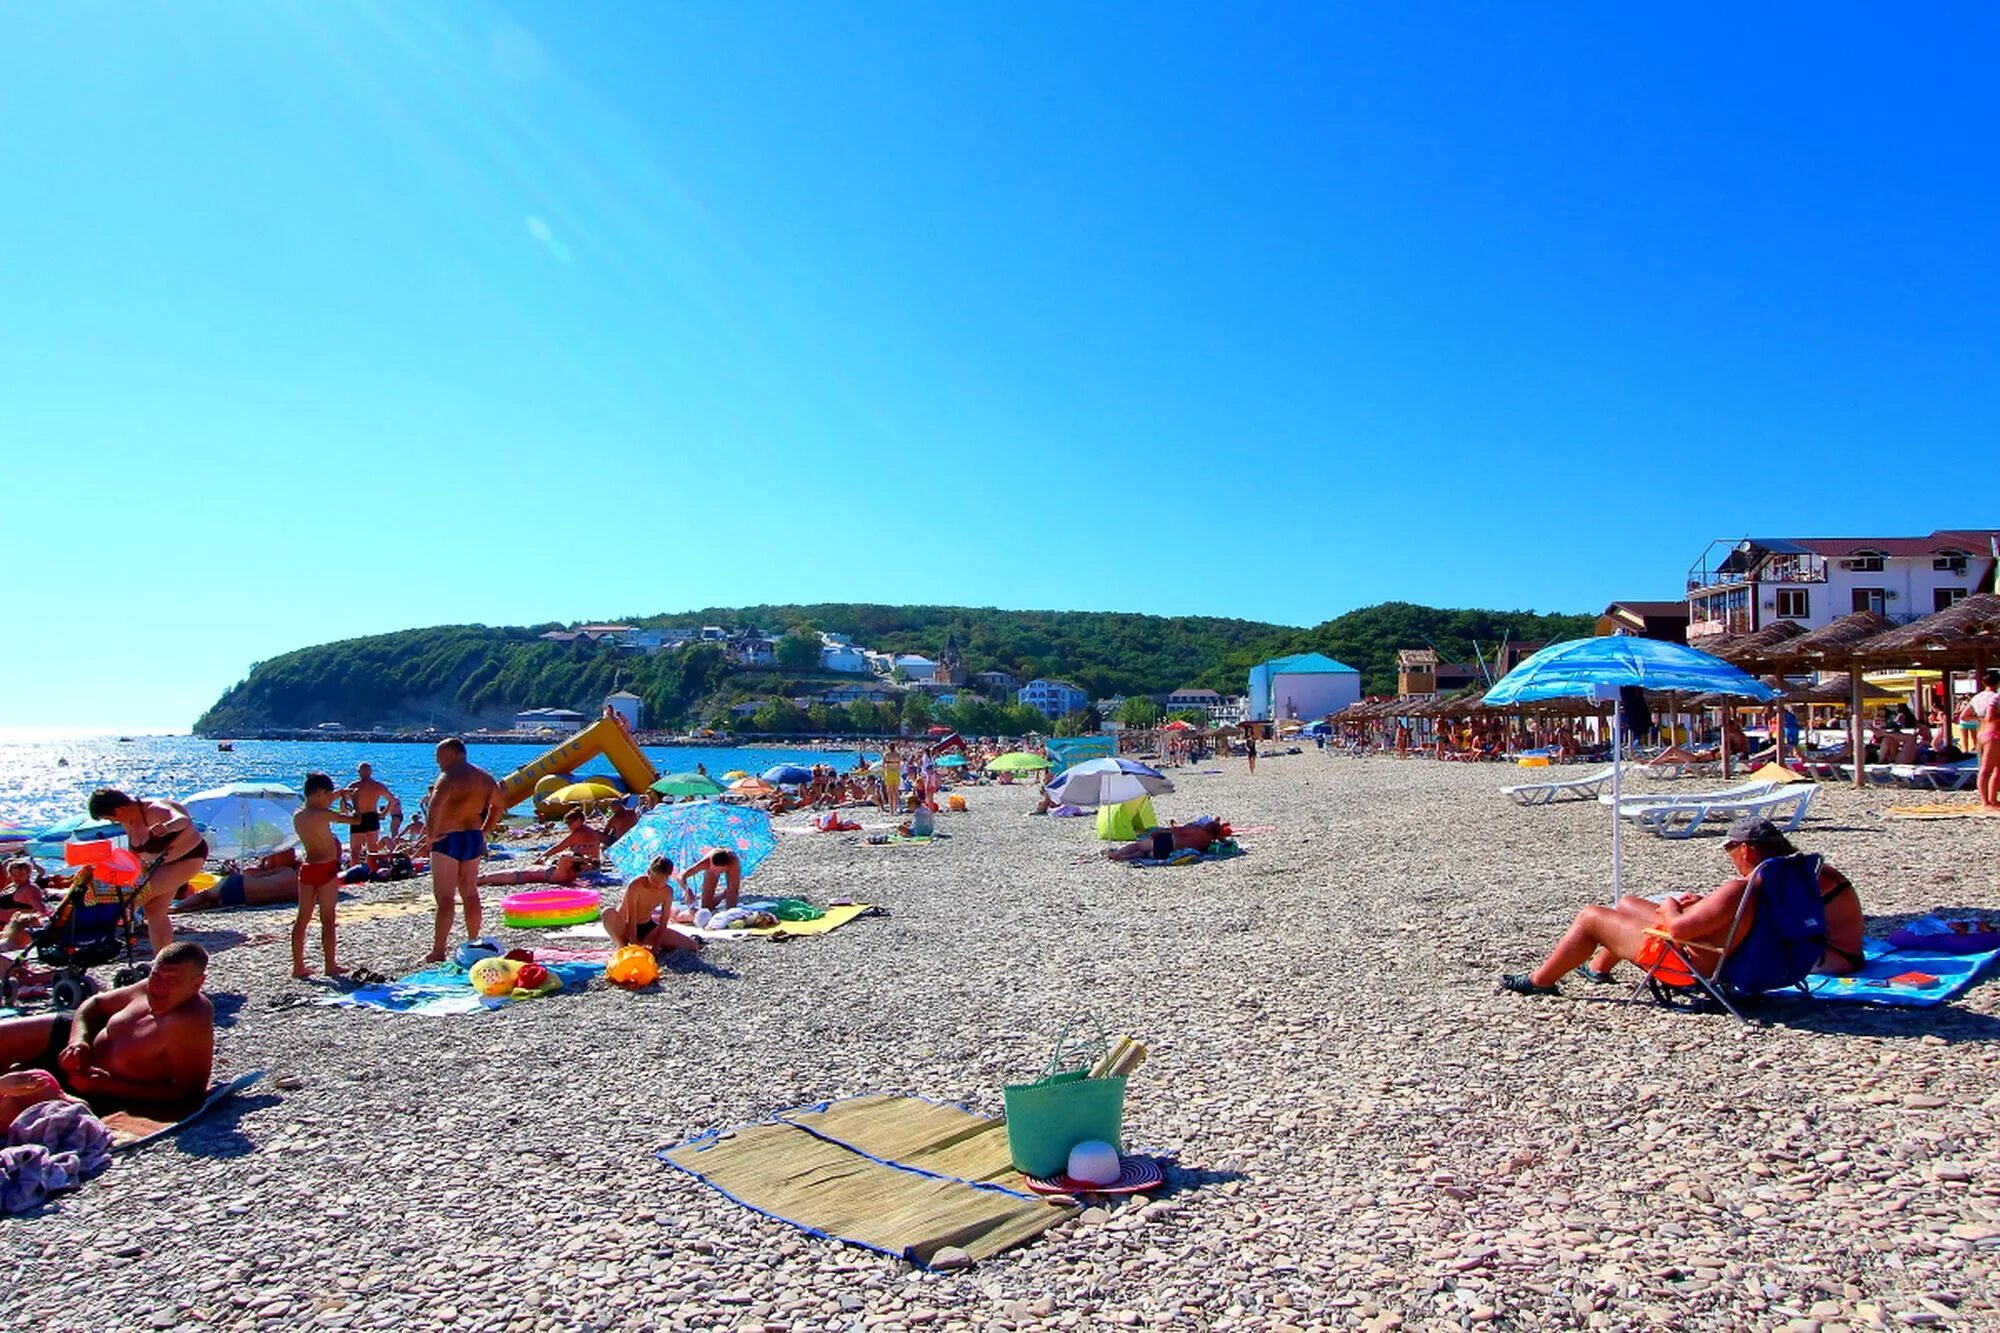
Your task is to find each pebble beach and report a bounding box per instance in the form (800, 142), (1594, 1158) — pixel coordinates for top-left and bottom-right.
(9, 753), (2000, 1332)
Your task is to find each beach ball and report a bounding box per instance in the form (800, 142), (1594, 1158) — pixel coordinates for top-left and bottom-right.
(1067, 1140), (1122, 1187)
(468, 957), (520, 997)
(605, 945), (659, 989)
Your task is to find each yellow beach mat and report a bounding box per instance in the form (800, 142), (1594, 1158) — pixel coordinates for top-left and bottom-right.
(660, 1095), (1073, 1266)
(742, 902), (874, 937)
(1748, 762), (1815, 785)
(1885, 804), (2000, 821)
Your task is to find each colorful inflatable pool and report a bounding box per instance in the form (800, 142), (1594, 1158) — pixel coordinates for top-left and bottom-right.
(501, 887), (602, 929)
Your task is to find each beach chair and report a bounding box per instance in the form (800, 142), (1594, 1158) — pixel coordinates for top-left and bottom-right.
(1888, 759), (1978, 791)
(1633, 853), (1829, 1022)
(1498, 765), (1617, 807)
(1623, 784), (1816, 840)
(1599, 779), (1776, 810)
(0, 868), (150, 1011)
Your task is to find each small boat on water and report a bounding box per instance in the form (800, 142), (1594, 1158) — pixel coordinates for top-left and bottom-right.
(117, 736), (134, 743)
(217, 741), (234, 752)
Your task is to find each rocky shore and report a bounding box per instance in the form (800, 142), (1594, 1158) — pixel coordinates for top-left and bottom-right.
(9, 754), (2000, 1331)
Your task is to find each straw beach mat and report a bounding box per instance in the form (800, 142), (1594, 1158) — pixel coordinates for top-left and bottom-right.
(659, 1094), (1076, 1266)
(1884, 804), (2000, 821)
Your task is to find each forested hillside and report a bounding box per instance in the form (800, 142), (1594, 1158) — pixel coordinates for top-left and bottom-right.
(193, 601), (1595, 733)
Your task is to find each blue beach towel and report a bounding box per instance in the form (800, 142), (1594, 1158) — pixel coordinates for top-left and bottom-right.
(1802, 916), (2000, 1008)
(319, 960), (605, 1016)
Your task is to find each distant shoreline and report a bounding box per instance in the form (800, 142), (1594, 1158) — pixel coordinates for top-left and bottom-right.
(192, 729), (888, 749)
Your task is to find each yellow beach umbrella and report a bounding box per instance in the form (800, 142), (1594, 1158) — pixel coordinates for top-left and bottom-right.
(551, 781), (621, 805)
(722, 770), (750, 780)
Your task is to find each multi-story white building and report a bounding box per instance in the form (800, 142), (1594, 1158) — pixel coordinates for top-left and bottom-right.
(1686, 531), (2000, 640)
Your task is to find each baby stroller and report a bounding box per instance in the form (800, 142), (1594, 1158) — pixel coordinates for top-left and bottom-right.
(0, 866), (152, 1011)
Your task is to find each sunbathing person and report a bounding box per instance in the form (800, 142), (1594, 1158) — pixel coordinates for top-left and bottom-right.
(1503, 817), (1864, 995)
(545, 810), (605, 863)
(1, 858), (48, 948)
(171, 862), (301, 912)
(601, 804), (640, 846)
(477, 853), (585, 888)
(1105, 817), (1230, 862)
(601, 857), (700, 954)
(0, 941), (214, 1108)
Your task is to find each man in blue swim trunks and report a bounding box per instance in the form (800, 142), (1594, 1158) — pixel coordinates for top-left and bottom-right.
(422, 738), (503, 964)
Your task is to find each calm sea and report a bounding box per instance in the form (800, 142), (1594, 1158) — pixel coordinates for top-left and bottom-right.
(0, 735), (871, 833)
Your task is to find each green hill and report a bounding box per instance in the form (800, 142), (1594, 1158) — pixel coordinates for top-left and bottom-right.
(192, 601), (1594, 733)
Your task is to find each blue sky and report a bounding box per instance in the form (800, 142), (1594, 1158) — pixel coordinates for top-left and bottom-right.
(5, 4), (1997, 732)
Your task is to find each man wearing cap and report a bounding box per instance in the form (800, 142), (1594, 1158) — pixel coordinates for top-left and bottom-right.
(1502, 816), (1864, 996)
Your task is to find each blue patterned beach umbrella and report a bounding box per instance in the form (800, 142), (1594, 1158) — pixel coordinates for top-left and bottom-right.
(1483, 636), (1775, 899)
(1481, 636), (1777, 708)
(608, 800), (777, 883)
(763, 765), (814, 787)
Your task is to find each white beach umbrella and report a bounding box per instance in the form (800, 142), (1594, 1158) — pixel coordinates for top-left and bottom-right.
(1046, 757), (1175, 808)
(183, 782), (304, 860)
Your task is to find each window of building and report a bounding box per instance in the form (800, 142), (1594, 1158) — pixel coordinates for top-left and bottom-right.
(1851, 587), (1887, 615)
(1775, 588), (1810, 620)
(1843, 552), (1886, 573)
(1935, 586), (1969, 613)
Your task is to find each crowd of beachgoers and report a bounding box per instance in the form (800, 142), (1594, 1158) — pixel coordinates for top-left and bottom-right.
(5, 722), (2000, 1329)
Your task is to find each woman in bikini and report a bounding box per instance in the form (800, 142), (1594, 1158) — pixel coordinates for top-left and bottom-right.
(87, 788), (208, 957)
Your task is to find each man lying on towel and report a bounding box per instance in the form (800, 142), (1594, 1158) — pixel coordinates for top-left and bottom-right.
(1105, 817), (1231, 862)
(1502, 817), (1864, 996)
(0, 941), (214, 1110)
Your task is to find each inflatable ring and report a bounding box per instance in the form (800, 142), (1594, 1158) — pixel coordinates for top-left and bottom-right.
(501, 887), (602, 929)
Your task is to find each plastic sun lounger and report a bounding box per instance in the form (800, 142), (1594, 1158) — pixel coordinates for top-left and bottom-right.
(1598, 779), (1777, 810)
(1622, 784), (1816, 840)
(1499, 765), (1617, 807)
(1888, 761), (1978, 791)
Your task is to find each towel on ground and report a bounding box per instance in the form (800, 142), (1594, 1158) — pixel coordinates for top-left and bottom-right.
(320, 960), (605, 1016)
(1803, 916), (2000, 1007)
(2, 1099), (114, 1214)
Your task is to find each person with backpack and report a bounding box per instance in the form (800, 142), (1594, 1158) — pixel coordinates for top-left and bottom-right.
(1501, 817), (1863, 996)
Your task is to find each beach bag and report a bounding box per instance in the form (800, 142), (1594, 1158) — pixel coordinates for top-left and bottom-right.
(1003, 1018), (1126, 1178)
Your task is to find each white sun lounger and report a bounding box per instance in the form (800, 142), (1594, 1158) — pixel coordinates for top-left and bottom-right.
(1620, 783), (1816, 840)
(1887, 759), (1978, 791)
(1599, 779), (1776, 810)
(1499, 765), (1618, 806)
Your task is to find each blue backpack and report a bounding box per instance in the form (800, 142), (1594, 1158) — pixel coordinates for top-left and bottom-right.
(1719, 853), (1829, 994)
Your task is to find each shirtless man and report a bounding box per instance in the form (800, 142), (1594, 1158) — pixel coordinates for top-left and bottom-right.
(1106, 818), (1229, 862)
(340, 763), (402, 864)
(0, 941), (214, 1109)
(679, 848), (741, 912)
(1503, 817), (1864, 994)
(88, 788), (207, 958)
(171, 862), (301, 912)
(602, 802), (639, 846)
(601, 856), (700, 954)
(423, 739), (503, 964)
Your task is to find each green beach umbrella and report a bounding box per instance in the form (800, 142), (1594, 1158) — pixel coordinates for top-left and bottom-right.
(651, 772), (725, 798)
(986, 752), (1050, 773)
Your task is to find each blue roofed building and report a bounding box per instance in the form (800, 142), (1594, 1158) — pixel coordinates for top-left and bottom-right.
(1247, 652), (1362, 722)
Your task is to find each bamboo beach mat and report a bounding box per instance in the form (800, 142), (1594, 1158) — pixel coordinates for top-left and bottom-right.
(660, 1094), (1074, 1265)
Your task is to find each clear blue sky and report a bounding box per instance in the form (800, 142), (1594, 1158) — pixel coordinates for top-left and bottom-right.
(6, 4), (1997, 733)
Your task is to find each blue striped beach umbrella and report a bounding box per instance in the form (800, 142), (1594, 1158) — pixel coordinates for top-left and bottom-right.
(1483, 636), (1776, 897)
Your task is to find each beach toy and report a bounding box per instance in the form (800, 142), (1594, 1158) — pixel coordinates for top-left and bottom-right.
(468, 957), (521, 997)
(453, 937), (503, 969)
(501, 887), (602, 929)
(186, 871), (220, 895)
(605, 945), (659, 988)
(63, 840), (143, 887)
(947, 795), (967, 812)
(514, 962), (551, 991)
(1066, 1140), (1122, 1186)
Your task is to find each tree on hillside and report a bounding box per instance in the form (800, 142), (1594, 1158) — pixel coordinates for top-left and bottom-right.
(775, 632), (821, 671)
(901, 693), (933, 733)
(1118, 697), (1162, 728)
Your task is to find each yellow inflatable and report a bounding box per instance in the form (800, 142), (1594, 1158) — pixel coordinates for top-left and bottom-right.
(497, 718), (659, 812)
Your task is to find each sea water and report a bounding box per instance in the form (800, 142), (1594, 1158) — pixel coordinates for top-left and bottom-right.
(0, 735), (871, 833)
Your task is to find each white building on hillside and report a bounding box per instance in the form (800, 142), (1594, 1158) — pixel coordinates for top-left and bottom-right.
(1686, 531), (2000, 639)
(820, 644), (869, 673)
(1246, 654), (1361, 722)
(894, 654), (938, 682)
(603, 691), (642, 730)
(514, 707), (587, 734)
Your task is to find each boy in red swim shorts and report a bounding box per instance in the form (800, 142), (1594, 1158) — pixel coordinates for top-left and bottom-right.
(292, 773), (361, 980)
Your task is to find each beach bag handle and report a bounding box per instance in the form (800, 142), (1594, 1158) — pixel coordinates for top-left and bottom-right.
(1042, 1015), (1111, 1080)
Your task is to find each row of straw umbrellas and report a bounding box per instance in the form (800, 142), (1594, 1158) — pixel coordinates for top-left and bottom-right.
(1331, 593), (2000, 787)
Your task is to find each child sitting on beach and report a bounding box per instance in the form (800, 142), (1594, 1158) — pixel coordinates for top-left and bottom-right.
(601, 856), (701, 956)
(291, 773), (361, 979)
(678, 848), (741, 913)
